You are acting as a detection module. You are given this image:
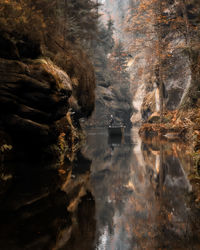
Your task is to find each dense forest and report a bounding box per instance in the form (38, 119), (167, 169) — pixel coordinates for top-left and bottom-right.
(0, 0), (200, 249)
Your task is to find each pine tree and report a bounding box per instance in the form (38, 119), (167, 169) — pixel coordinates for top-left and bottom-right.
(110, 41), (130, 85)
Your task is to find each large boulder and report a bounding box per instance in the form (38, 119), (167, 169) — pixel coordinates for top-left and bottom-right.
(0, 58), (73, 152)
(88, 83), (132, 127)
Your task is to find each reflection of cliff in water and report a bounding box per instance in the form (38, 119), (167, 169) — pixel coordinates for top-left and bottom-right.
(130, 133), (200, 249)
(82, 128), (133, 249)
(82, 128), (200, 250)
(1, 128), (199, 250)
(0, 152), (96, 250)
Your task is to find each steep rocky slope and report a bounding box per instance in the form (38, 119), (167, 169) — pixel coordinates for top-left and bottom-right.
(0, 32), (95, 160)
(84, 21), (132, 128)
(0, 27), (96, 250)
(103, 0), (199, 124)
(89, 76), (132, 127)
(0, 2), (97, 249)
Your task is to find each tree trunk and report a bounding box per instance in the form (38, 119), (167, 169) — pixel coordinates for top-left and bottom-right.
(155, 0), (164, 121)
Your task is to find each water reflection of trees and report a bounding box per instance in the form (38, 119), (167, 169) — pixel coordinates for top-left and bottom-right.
(81, 129), (200, 249)
(140, 138), (200, 249)
(83, 129), (133, 249)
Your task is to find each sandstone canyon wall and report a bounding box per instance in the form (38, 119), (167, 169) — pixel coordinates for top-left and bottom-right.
(102, 0), (200, 125)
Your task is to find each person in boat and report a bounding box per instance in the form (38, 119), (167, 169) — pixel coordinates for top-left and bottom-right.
(109, 115), (114, 127)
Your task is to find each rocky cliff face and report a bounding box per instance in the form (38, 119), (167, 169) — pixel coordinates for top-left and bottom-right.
(0, 32), (95, 160)
(0, 31), (96, 249)
(100, 0), (148, 125)
(88, 79), (132, 127)
(82, 0), (133, 128)
(141, 0), (200, 120)
(129, 1), (192, 123)
(102, 0), (200, 124)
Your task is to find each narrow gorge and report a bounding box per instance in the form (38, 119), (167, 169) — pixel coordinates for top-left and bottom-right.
(0, 0), (199, 249)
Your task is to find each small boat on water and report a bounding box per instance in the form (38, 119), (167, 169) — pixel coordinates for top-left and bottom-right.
(108, 126), (125, 137)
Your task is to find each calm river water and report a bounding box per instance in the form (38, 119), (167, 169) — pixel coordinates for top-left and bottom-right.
(81, 128), (200, 250)
(0, 128), (199, 249)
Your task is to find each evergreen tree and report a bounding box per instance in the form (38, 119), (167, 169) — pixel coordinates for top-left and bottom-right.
(0, 0), (100, 47)
(110, 41), (130, 84)
(61, 0), (100, 43)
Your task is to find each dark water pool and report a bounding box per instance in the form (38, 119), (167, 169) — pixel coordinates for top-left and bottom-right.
(0, 128), (199, 249)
